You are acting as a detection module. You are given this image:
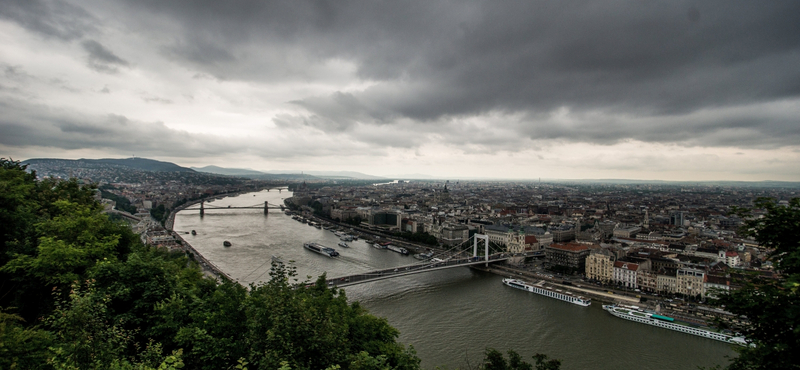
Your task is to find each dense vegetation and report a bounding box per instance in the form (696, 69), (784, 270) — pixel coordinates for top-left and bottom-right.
(391, 231), (439, 246)
(99, 186), (139, 215)
(0, 159), (420, 370)
(712, 197), (800, 369)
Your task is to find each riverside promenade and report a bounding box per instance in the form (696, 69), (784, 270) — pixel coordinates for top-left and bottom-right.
(164, 196), (238, 281)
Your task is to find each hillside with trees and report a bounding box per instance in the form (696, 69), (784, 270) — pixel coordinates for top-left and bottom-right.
(0, 159), (420, 370)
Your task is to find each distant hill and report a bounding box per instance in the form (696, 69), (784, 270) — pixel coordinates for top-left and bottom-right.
(191, 165), (265, 176)
(264, 170), (386, 180)
(24, 158), (195, 173)
(389, 173), (436, 179)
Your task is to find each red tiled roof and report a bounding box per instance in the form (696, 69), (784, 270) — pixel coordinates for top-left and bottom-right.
(614, 261), (639, 271)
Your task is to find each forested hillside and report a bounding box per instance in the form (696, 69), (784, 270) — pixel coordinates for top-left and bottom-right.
(0, 159), (420, 370)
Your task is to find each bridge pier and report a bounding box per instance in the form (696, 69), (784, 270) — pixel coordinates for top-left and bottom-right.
(474, 234), (489, 267)
(264, 201), (269, 215)
(200, 201), (204, 217)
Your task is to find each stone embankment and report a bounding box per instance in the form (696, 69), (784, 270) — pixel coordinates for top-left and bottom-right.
(164, 192), (262, 282)
(173, 233), (234, 281)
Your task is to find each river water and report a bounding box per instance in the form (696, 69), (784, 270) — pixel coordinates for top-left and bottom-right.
(173, 190), (735, 370)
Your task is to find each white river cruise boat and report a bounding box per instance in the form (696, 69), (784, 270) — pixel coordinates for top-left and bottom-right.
(303, 242), (339, 258)
(602, 304), (747, 346)
(502, 278), (591, 307)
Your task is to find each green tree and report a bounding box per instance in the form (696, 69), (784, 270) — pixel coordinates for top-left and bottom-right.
(714, 197), (800, 369)
(481, 349), (560, 370)
(1, 159), (419, 370)
(0, 310), (53, 370)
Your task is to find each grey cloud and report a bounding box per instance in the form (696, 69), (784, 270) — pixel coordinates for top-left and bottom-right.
(0, 98), (240, 157)
(4, 65), (34, 80)
(0, 0), (96, 41)
(0, 99), (387, 160)
(6, 0), (800, 153)
(82, 40), (129, 73)
(116, 1), (800, 114)
(142, 96), (173, 104)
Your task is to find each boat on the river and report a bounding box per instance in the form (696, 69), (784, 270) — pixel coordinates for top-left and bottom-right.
(602, 304), (747, 345)
(502, 278), (590, 307)
(223, 241), (232, 247)
(191, 230), (197, 235)
(271, 255), (284, 265)
(387, 245), (409, 255)
(338, 242), (350, 248)
(340, 235), (354, 242)
(414, 251), (434, 260)
(304, 242), (339, 257)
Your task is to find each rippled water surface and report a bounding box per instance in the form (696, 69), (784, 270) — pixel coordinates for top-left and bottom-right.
(174, 190), (736, 370)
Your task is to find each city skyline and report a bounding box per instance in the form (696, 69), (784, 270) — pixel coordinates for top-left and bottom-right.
(2, 1), (800, 181)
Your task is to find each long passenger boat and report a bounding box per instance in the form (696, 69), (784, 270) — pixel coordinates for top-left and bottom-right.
(502, 278), (591, 306)
(602, 304), (747, 346)
(303, 242), (339, 257)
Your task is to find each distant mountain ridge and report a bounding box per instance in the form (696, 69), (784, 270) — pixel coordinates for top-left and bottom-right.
(194, 166), (387, 180)
(191, 165), (264, 176)
(24, 158), (195, 172)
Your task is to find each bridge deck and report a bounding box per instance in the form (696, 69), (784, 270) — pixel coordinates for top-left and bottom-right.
(183, 206), (283, 210)
(327, 255), (508, 287)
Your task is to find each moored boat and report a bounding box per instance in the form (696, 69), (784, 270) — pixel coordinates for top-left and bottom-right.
(602, 304), (747, 345)
(387, 245), (409, 255)
(502, 278), (590, 306)
(304, 242), (339, 257)
(338, 242), (350, 248)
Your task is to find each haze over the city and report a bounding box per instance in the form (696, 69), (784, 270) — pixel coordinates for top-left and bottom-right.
(2, 1), (799, 181)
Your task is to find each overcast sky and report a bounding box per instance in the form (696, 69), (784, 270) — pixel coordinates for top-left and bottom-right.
(2, 0), (799, 181)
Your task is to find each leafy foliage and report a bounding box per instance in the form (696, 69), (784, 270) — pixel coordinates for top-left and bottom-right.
(480, 349), (560, 370)
(0, 159), (421, 370)
(391, 231), (439, 246)
(714, 197), (800, 369)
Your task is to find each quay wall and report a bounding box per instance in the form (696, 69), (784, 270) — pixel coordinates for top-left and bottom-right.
(164, 190), (270, 282)
(173, 233), (234, 281)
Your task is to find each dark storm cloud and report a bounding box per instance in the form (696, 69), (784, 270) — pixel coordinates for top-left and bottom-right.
(111, 0), (800, 148)
(0, 99), (375, 160)
(0, 99), (237, 156)
(81, 40), (130, 73)
(0, 0), (96, 41)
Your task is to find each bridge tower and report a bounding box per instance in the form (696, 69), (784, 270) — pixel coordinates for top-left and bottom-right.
(200, 201), (204, 216)
(264, 201), (269, 215)
(474, 234), (490, 266)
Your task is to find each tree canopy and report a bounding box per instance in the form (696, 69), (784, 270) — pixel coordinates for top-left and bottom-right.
(715, 197), (800, 370)
(0, 159), (420, 370)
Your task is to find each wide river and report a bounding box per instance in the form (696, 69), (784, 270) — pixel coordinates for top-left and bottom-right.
(174, 189), (735, 370)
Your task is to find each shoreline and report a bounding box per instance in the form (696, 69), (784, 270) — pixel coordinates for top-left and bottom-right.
(163, 189), (722, 327)
(165, 188), (275, 281)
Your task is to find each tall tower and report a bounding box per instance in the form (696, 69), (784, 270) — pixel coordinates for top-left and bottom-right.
(643, 210), (649, 229)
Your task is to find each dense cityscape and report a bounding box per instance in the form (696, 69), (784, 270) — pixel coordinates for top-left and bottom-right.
(3, 1), (800, 368)
(27, 158), (798, 332)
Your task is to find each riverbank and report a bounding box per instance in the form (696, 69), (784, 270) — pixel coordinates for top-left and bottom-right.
(472, 264), (640, 304)
(165, 188), (275, 281)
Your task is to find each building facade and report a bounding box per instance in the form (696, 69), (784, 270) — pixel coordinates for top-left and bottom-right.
(585, 249), (615, 282)
(545, 242), (593, 272)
